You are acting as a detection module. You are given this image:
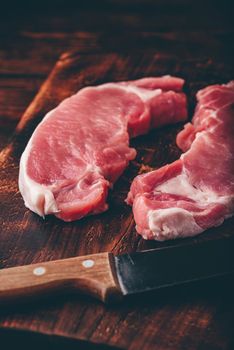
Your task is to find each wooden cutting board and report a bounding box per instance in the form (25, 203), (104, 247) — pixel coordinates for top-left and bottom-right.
(0, 52), (234, 350)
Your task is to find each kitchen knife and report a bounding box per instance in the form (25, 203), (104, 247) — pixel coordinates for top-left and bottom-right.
(0, 236), (234, 304)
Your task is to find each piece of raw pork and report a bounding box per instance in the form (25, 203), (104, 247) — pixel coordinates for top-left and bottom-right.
(19, 76), (187, 221)
(127, 81), (234, 240)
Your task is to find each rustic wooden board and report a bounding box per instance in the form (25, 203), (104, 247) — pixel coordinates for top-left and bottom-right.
(0, 52), (234, 349)
(1, 30), (233, 152)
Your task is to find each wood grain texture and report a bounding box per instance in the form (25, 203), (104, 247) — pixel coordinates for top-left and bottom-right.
(0, 0), (233, 155)
(0, 252), (121, 303)
(0, 50), (234, 350)
(1, 29), (233, 152)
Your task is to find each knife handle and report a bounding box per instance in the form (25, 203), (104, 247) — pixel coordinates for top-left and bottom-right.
(0, 253), (122, 303)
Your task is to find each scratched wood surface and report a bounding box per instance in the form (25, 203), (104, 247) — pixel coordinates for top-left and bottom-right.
(0, 50), (234, 350)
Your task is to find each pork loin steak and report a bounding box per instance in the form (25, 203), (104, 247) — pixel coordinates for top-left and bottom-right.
(19, 76), (187, 221)
(127, 81), (234, 241)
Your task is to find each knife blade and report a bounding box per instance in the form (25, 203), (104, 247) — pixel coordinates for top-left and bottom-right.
(0, 236), (234, 304)
(114, 236), (234, 297)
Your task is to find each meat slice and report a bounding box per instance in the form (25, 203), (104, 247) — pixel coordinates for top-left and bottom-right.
(127, 81), (234, 241)
(19, 76), (187, 221)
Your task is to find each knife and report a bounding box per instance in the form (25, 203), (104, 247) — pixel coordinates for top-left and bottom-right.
(0, 236), (234, 303)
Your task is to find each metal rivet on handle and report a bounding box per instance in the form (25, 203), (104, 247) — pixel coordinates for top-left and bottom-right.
(82, 259), (94, 268)
(33, 266), (46, 276)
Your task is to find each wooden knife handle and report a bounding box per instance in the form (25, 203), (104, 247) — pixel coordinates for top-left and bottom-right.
(0, 253), (122, 303)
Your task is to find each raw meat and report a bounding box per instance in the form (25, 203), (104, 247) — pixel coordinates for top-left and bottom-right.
(127, 81), (234, 241)
(19, 76), (187, 221)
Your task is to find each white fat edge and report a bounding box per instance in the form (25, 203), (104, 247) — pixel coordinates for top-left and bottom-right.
(19, 143), (59, 217)
(96, 83), (162, 102)
(147, 117), (234, 240)
(19, 143), (106, 218)
(19, 110), (59, 217)
(124, 85), (162, 102)
(155, 169), (231, 207)
(156, 125), (233, 208)
(19, 104), (113, 217)
(18, 86), (135, 218)
(148, 208), (203, 241)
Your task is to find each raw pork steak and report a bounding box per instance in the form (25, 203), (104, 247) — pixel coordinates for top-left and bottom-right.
(19, 76), (187, 221)
(127, 81), (234, 240)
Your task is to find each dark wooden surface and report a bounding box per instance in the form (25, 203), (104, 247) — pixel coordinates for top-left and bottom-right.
(0, 1), (234, 349)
